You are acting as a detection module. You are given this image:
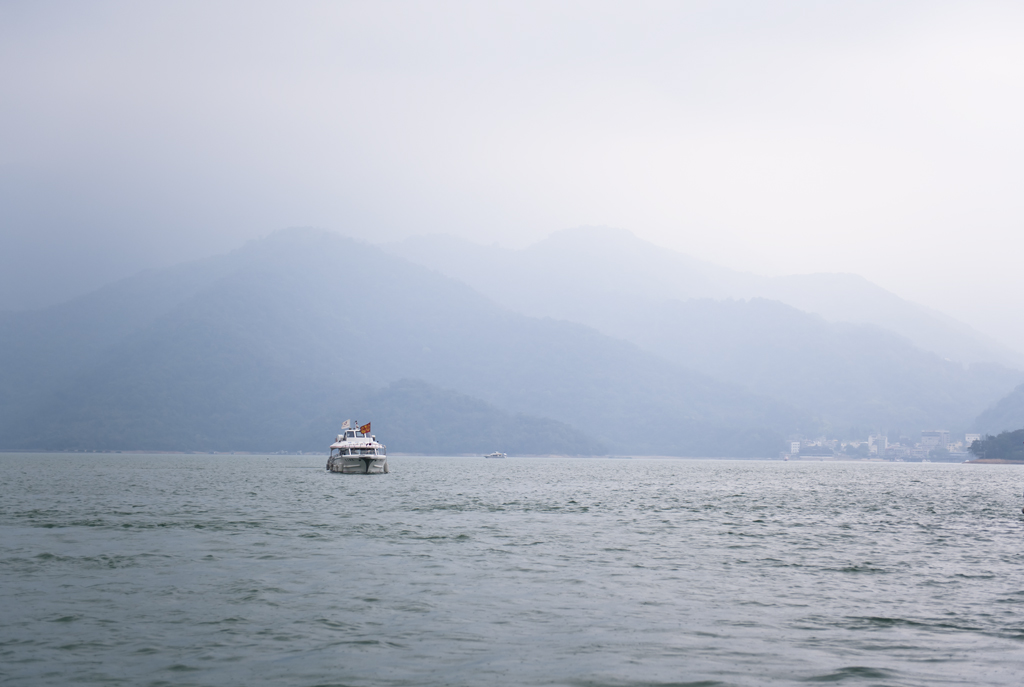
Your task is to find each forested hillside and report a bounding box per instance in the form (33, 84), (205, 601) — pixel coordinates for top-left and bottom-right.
(969, 429), (1024, 462)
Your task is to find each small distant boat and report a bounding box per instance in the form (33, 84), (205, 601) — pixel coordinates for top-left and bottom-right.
(327, 421), (389, 474)
(485, 452), (507, 459)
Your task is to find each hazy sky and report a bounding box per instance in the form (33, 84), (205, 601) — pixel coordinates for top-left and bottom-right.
(3, 1), (1024, 350)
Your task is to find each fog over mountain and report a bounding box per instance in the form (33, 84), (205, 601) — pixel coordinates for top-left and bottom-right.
(4, 5), (1024, 455)
(386, 228), (1021, 368)
(386, 228), (1024, 436)
(0, 230), (813, 456)
(2, 228), (1020, 455)
(974, 384), (1024, 437)
(4, 3), (1024, 355)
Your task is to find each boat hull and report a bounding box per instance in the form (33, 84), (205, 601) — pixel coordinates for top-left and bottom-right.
(327, 456), (389, 474)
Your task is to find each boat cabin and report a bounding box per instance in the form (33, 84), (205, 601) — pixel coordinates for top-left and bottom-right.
(331, 446), (386, 457)
(329, 428), (386, 458)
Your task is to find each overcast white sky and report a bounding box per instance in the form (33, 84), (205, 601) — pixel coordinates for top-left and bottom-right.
(3, 1), (1024, 349)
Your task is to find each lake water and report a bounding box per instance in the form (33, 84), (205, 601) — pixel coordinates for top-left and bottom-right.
(2, 454), (1023, 686)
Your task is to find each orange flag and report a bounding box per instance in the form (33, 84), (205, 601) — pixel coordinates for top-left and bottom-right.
(360, 422), (371, 435)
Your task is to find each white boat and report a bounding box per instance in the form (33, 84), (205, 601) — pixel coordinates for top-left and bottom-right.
(326, 421), (389, 474)
(485, 452), (506, 459)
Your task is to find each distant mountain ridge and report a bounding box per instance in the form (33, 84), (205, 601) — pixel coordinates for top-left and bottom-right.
(382, 228), (1024, 436)
(384, 227), (1022, 368)
(610, 297), (1022, 436)
(0, 230), (810, 456)
(4, 228), (1019, 455)
(974, 383), (1024, 436)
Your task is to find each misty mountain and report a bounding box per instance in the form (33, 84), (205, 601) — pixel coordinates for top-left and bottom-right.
(974, 383), (1024, 436)
(384, 228), (1022, 368)
(0, 254), (240, 419)
(0, 230), (811, 456)
(308, 379), (608, 456)
(608, 297), (1023, 436)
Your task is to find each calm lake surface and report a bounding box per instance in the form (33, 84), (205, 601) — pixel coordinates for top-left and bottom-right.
(2, 454), (1023, 686)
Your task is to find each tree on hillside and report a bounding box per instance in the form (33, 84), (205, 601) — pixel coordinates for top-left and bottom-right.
(969, 429), (1024, 461)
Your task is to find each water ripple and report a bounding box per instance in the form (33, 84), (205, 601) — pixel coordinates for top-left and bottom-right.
(2, 454), (1024, 686)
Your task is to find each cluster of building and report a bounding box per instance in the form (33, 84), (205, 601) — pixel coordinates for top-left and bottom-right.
(785, 430), (981, 461)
